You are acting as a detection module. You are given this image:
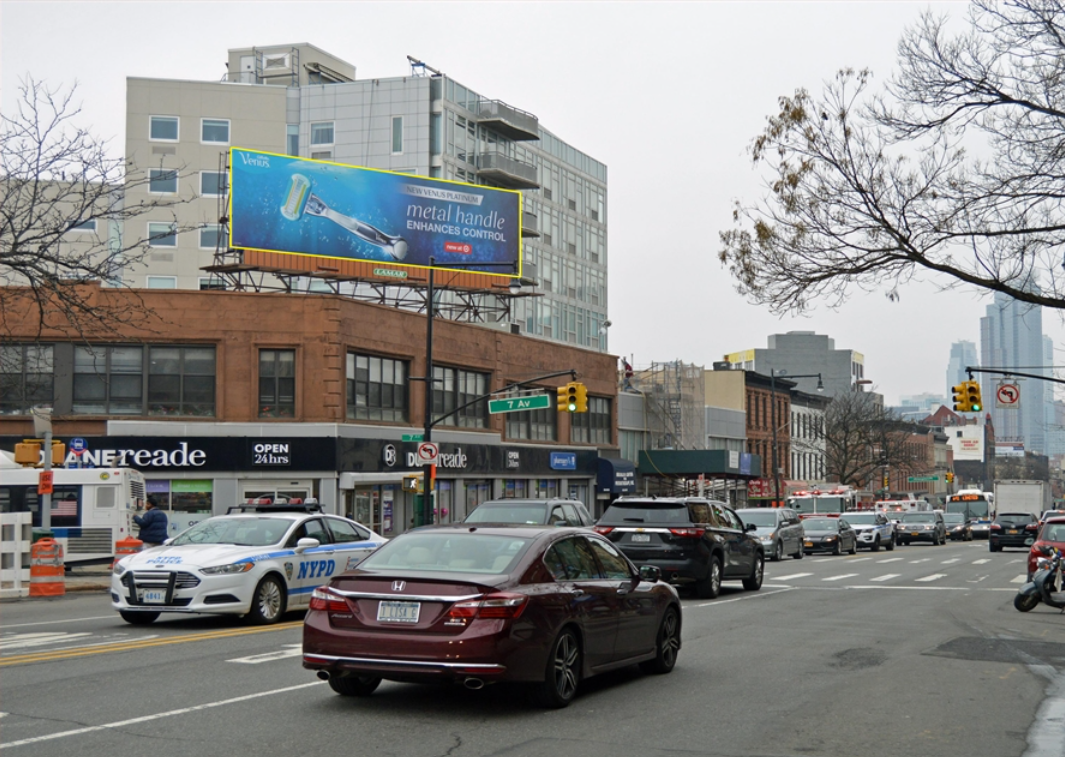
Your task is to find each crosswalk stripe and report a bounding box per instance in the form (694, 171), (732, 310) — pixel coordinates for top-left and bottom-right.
(941, 559), (960, 564)
(909, 558), (931, 564)
(877, 557), (904, 563)
(847, 557), (872, 563)
(973, 559), (991, 565)
(869, 574), (900, 582)
(823, 573), (859, 582)
(1011, 575), (1028, 584)
(772, 573), (813, 581)
(916, 574), (947, 582)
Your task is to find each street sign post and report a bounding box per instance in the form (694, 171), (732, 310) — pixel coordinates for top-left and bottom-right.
(488, 394), (552, 414)
(416, 442), (440, 466)
(401, 434), (424, 442)
(906, 475), (939, 483)
(996, 383), (1020, 410)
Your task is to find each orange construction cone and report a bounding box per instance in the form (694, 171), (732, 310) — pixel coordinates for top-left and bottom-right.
(112, 536), (143, 569)
(29, 538), (65, 597)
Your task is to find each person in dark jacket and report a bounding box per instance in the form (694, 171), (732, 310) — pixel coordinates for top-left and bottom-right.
(134, 496), (169, 547)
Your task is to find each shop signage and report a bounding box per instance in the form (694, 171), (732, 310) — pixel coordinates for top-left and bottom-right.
(382, 444), (398, 467)
(506, 450), (520, 469)
(252, 442), (291, 466)
(406, 447), (467, 469)
(550, 452), (577, 470)
(64, 441), (207, 469)
(488, 395), (551, 414)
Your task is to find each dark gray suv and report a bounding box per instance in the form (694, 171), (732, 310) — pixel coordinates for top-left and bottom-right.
(463, 498), (594, 527)
(594, 496), (764, 599)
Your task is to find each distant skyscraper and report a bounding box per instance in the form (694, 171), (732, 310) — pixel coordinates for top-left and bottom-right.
(947, 341), (978, 397)
(980, 293), (1048, 453)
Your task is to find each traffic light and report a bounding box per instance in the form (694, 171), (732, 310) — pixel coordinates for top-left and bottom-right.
(966, 380), (983, 412)
(574, 382), (588, 413)
(945, 472), (955, 483)
(565, 382), (579, 413)
(557, 383), (572, 412)
(951, 382), (970, 413)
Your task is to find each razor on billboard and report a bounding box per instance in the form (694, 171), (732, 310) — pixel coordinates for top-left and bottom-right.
(229, 148), (521, 277)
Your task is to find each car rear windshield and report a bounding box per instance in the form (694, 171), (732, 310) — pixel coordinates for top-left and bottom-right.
(464, 504), (546, 525)
(902, 513), (935, 523)
(943, 514), (965, 524)
(359, 532), (533, 574)
(843, 513), (877, 525)
(737, 511), (777, 528)
(599, 502), (692, 525)
(169, 517), (291, 547)
(997, 514), (1035, 525)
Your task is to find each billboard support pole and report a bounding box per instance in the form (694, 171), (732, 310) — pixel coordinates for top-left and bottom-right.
(422, 258), (436, 525)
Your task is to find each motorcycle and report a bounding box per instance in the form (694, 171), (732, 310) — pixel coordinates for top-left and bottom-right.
(1014, 545), (1065, 613)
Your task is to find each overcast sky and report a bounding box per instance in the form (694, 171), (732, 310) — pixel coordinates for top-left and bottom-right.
(5, 0), (1052, 406)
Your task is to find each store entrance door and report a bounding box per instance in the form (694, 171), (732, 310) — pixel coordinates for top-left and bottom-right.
(354, 486), (381, 533)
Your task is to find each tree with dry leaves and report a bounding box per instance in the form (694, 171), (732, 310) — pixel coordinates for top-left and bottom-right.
(720, 0), (1065, 315)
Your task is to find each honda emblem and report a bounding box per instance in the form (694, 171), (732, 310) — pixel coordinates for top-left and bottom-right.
(392, 581), (406, 592)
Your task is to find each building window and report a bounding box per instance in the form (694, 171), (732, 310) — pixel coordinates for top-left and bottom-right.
(146, 276), (177, 289)
(149, 169), (178, 194)
(198, 276), (227, 291)
(148, 346), (216, 416)
(506, 405), (557, 441)
(287, 124), (299, 157)
(392, 116), (403, 154)
(201, 118), (230, 144)
(0, 344), (54, 415)
(310, 151), (333, 161)
(147, 222), (177, 247)
(73, 346), (144, 415)
(199, 225), (227, 250)
(572, 397), (611, 444)
(310, 122), (334, 146)
(347, 353), (408, 422)
(432, 366), (489, 429)
(69, 219), (97, 233)
(150, 116), (179, 141)
(259, 349), (295, 418)
(200, 171), (227, 197)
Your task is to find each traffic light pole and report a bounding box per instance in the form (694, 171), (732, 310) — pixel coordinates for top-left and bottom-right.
(965, 366), (1065, 386)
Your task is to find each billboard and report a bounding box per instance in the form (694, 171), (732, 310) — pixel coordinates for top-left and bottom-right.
(229, 148), (521, 277)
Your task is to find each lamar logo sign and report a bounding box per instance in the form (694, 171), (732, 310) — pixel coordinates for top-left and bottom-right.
(64, 442), (207, 469)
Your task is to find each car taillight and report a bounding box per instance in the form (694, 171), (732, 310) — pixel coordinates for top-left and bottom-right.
(593, 526), (614, 535)
(309, 587), (348, 612)
(1025, 523), (1039, 532)
(669, 527), (706, 538)
(990, 524), (1003, 531)
(447, 592), (528, 621)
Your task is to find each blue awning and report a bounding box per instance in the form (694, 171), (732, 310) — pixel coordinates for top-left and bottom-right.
(597, 458), (636, 494)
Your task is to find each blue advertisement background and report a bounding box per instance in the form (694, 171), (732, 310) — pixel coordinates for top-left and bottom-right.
(229, 149), (520, 275)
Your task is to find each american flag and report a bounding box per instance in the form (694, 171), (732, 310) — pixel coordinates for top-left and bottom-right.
(51, 497), (78, 517)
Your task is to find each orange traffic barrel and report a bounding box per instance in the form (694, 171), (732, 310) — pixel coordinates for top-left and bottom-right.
(112, 536), (143, 569)
(29, 538), (65, 597)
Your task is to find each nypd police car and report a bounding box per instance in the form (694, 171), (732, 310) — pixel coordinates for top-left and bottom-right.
(111, 501), (386, 625)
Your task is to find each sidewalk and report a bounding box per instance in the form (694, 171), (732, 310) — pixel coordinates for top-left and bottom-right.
(0, 565), (111, 600)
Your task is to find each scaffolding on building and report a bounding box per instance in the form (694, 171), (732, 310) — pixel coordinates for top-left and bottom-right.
(639, 360), (706, 452)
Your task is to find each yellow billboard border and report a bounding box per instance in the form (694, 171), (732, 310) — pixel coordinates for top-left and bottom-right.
(227, 147), (523, 279)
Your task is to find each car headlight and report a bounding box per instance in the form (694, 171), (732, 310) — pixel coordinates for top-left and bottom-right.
(823, 536), (838, 542)
(113, 563), (127, 577)
(201, 562), (255, 575)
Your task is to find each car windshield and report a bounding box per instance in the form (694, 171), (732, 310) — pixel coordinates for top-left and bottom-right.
(600, 502), (691, 524)
(943, 514), (965, 524)
(902, 513), (935, 523)
(804, 518), (838, 531)
(737, 511), (777, 528)
(843, 513), (876, 525)
(465, 504), (546, 525)
(169, 517), (291, 547)
(360, 532), (533, 574)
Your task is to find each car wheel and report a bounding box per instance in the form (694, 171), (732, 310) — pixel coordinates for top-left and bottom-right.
(848, 538), (858, 555)
(246, 575), (286, 625)
(989, 543), (999, 552)
(695, 556), (723, 599)
(1014, 592), (1040, 613)
(328, 675), (382, 697)
(832, 540), (842, 556)
(531, 628), (581, 708)
(743, 554), (764, 591)
(640, 606), (681, 675)
(773, 541), (785, 562)
(872, 536), (881, 553)
(886, 536), (895, 551)
(794, 545), (805, 559)
(119, 610), (159, 625)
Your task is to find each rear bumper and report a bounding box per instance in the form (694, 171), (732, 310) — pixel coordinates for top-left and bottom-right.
(989, 533), (1037, 549)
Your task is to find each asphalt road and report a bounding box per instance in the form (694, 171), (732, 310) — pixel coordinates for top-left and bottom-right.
(2, 540), (1063, 757)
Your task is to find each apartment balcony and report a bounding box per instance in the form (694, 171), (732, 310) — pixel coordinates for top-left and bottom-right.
(478, 100), (540, 141)
(521, 211), (540, 238)
(477, 151), (540, 190)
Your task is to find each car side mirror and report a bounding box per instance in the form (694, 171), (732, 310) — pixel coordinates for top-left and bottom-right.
(745, 522), (757, 532)
(294, 537), (320, 554)
(639, 565), (662, 583)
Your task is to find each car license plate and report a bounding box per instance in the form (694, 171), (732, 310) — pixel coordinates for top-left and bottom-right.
(377, 600), (420, 624)
(1008, 529), (1018, 534)
(804, 541), (813, 547)
(630, 534), (651, 543)
(140, 589), (166, 604)
(911, 531), (920, 536)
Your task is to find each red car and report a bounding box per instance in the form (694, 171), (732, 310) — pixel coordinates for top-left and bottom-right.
(302, 525), (682, 708)
(1027, 517), (1065, 578)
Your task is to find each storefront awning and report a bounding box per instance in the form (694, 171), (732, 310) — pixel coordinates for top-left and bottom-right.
(637, 449), (761, 479)
(597, 458), (636, 494)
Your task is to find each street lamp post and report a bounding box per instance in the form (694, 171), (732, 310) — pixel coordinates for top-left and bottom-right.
(769, 370), (823, 507)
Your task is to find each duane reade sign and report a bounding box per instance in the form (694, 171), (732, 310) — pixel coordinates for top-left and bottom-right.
(65, 441), (207, 468)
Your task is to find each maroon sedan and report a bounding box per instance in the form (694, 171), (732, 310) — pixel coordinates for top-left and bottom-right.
(302, 525), (682, 708)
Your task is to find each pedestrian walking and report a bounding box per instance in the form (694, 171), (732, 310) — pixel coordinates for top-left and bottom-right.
(134, 495), (169, 547)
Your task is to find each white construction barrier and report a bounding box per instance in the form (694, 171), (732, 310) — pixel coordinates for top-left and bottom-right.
(1, 512), (33, 599)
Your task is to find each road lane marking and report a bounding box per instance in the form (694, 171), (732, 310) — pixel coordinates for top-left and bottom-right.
(973, 559), (991, 564)
(0, 681), (325, 748)
(695, 587), (793, 606)
(941, 559), (960, 564)
(877, 558), (903, 563)
(0, 616), (116, 630)
(869, 574), (900, 582)
(909, 559), (931, 564)
(823, 574), (859, 582)
(0, 633), (93, 651)
(227, 644), (303, 664)
(1011, 575), (1028, 584)
(915, 574), (947, 582)
(846, 557), (872, 563)
(0, 622), (302, 667)
(771, 573), (812, 581)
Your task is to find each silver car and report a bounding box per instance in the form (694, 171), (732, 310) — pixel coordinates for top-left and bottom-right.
(736, 508), (804, 561)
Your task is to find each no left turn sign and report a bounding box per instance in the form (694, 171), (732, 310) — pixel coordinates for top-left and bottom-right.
(416, 442), (440, 466)
(996, 383), (1020, 409)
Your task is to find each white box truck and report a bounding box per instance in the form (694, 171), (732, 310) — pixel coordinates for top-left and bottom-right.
(992, 480), (1051, 519)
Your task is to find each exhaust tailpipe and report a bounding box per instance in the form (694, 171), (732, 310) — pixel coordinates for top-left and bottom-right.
(463, 677), (485, 690)
(316, 671), (330, 681)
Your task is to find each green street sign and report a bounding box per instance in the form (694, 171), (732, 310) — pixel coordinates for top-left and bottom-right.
(907, 475), (938, 483)
(401, 434), (424, 442)
(488, 395), (551, 414)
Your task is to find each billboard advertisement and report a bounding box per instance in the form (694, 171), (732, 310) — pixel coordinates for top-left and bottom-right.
(229, 148), (521, 277)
